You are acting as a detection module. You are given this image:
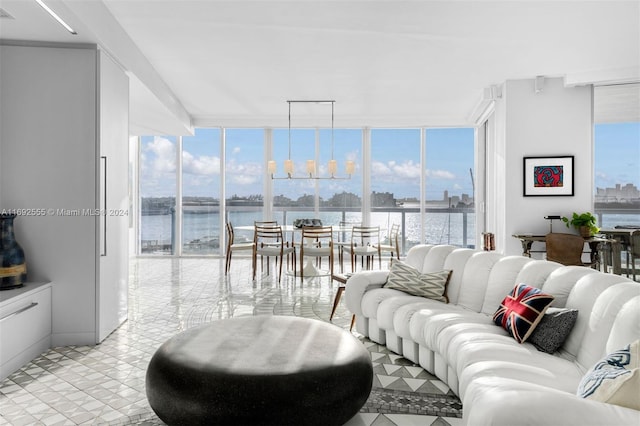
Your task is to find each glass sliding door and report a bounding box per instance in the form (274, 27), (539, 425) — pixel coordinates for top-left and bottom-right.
(181, 128), (221, 255)
(140, 135), (177, 255)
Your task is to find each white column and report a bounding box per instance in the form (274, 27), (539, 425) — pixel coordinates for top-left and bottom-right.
(220, 128), (226, 257)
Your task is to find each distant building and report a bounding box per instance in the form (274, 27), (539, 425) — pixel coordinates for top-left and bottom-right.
(371, 191), (396, 207)
(595, 183), (640, 203)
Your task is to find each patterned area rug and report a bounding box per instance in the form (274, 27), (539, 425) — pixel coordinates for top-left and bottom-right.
(359, 338), (463, 421)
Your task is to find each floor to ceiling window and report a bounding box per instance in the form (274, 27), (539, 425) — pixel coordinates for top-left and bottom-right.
(424, 128), (475, 248)
(318, 128), (362, 224)
(138, 126), (477, 256)
(370, 129), (422, 251)
(139, 135), (177, 255)
(225, 128), (265, 243)
(594, 122), (640, 227)
(181, 128), (221, 255)
(593, 83), (640, 228)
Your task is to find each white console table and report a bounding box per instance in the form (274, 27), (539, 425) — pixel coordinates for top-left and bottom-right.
(0, 282), (52, 381)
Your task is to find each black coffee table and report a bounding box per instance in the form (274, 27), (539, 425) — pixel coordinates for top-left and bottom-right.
(146, 315), (373, 425)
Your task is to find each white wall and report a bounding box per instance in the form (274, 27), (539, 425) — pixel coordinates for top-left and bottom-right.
(489, 77), (593, 256)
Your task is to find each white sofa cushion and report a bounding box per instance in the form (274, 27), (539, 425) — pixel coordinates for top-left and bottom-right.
(440, 248), (476, 304)
(459, 355), (584, 399)
(464, 376), (640, 426)
(562, 273), (635, 359)
(377, 295), (425, 332)
(457, 252), (503, 312)
(607, 296), (640, 354)
(576, 282), (640, 370)
(361, 287), (405, 319)
(480, 255), (535, 315)
(541, 266), (599, 308)
(514, 259), (563, 289)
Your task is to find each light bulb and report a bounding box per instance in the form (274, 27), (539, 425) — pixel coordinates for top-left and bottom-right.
(306, 160), (316, 175)
(284, 159), (294, 175)
(328, 160), (338, 176)
(346, 160), (355, 175)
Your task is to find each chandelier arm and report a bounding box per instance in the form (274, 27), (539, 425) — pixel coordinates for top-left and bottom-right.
(271, 100), (350, 180)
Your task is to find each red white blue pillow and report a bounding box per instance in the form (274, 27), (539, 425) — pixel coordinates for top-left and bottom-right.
(493, 283), (555, 343)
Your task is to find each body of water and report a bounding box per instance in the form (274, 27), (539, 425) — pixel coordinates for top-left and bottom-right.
(140, 210), (639, 255)
(140, 209), (476, 254)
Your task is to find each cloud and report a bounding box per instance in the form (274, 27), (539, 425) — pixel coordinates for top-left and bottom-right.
(372, 160), (455, 182)
(426, 169), (456, 179)
(371, 160), (421, 180)
(226, 160), (262, 186)
(143, 136), (176, 175)
(183, 151), (220, 175)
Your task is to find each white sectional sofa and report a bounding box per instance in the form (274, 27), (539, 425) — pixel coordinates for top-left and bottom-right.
(345, 244), (640, 426)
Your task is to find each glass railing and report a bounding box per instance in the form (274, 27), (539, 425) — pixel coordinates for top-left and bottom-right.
(142, 205), (477, 256)
(595, 208), (640, 230)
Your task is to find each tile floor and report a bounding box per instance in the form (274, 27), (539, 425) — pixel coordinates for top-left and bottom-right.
(0, 257), (463, 426)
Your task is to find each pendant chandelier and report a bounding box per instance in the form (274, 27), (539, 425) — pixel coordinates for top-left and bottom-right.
(268, 100), (355, 180)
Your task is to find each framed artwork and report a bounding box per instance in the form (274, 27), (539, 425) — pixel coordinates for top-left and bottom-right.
(523, 156), (574, 196)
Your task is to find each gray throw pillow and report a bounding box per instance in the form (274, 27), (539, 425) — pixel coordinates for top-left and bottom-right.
(384, 260), (451, 303)
(528, 307), (578, 354)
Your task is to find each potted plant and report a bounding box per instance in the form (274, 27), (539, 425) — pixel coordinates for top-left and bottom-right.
(562, 212), (599, 237)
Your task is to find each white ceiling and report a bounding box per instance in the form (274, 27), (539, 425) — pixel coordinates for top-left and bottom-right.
(1, 0), (639, 135)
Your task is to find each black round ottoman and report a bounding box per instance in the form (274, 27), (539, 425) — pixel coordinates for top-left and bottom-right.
(145, 316), (373, 425)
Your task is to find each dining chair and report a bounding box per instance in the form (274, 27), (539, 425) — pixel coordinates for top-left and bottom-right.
(253, 225), (296, 282)
(545, 233), (593, 267)
(225, 222), (256, 275)
(374, 223), (400, 266)
(299, 226), (334, 281)
(254, 220), (278, 227)
(335, 221), (361, 273)
(343, 226), (382, 272)
(253, 220), (285, 246)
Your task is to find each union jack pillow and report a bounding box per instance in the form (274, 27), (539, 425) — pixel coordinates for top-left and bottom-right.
(493, 283), (555, 343)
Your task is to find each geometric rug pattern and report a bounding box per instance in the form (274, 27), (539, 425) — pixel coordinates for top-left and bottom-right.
(0, 257), (462, 426)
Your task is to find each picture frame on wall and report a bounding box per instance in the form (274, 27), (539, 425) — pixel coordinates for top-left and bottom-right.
(523, 155), (574, 196)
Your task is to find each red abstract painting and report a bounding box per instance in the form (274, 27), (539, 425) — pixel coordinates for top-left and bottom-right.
(533, 165), (564, 188)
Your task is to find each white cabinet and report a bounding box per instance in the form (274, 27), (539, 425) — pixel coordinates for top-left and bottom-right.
(0, 44), (129, 346)
(0, 282), (52, 381)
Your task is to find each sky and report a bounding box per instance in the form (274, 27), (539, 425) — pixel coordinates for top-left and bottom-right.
(140, 123), (639, 201)
(593, 122), (640, 191)
(140, 127), (475, 200)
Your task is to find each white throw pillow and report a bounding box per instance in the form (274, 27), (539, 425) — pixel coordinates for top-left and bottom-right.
(577, 339), (640, 410)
